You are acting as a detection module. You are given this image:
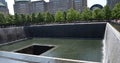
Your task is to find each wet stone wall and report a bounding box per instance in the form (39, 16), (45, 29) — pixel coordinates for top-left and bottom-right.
(0, 23), (106, 44)
(0, 27), (26, 44)
(24, 23), (106, 39)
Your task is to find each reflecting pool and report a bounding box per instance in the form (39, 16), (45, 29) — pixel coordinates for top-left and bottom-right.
(0, 38), (103, 62)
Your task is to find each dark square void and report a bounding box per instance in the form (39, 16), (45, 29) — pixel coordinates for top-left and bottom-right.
(15, 45), (54, 55)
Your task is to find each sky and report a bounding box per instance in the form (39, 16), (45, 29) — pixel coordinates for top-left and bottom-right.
(5, 0), (107, 15)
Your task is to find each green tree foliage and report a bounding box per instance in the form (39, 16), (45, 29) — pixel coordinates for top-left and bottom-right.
(75, 11), (81, 21)
(103, 5), (111, 20)
(31, 13), (37, 24)
(14, 13), (21, 25)
(26, 15), (32, 24)
(112, 2), (120, 19)
(6, 14), (14, 24)
(66, 8), (78, 22)
(36, 13), (44, 23)
(20, 14), (27, 24)
(92, 8), (104, 20)
(63, 11), (67, 21)
(81, 8), (92, 20)
(0, 13), (6, 24)
(55, 10), (65, 22)
(44, 12), (54, 23)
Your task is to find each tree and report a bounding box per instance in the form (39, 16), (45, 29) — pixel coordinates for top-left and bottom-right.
(112, 2), (120, 19)
(14, 13), (21, 25)
(26, 15), (32, 24)
(81, 8), (92, 21)
(63, 11), (67, 21)
(55, 10), (65, 22)
(20, 14), (27, 25)
(44, 12), (54, 23)
(36, 13), (44, 23)
(31, 13), (37, 24)
(75, 11), (81, 21)
(0, 13), (6, 24)
(6, 14), (14, 25)
(103, 5), (111, 20)
(92, 8), (104, 20)
(66, 8), (78, 22)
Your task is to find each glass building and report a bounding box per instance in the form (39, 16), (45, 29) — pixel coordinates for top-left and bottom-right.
(107, 0), (120, 9)
(48, 0), (87, 14)
(14, 0), (87, 14)
(0, 0), (9, 14)
(14, 0), (31, 14)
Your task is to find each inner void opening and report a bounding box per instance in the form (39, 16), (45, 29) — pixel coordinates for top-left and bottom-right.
(15, 45), (54, 55)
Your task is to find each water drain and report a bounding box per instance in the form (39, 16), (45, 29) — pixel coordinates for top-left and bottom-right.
(15, 45), (54, 55)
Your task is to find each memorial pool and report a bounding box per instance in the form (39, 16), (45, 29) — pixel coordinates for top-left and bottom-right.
(0, 38), (103, 62)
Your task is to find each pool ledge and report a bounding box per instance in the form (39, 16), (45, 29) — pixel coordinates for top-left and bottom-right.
(0, 51), (99, 63)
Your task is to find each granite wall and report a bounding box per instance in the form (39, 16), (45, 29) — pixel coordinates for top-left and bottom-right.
(24, 23), (106, 39)
(0, 23), (106, 44)
(0, 27), (26, 44)
(103, 23), (120, 63)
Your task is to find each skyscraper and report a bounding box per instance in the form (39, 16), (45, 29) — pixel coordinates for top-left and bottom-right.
(31, 0), (46, 14)
(81, 0), (87, 11)
(0, 0), (9, 14)
(74, 0), (87, 11)
(0, 0), (5, 4)
(14, 0), (47, 14)
(14, 0), (87, 14)
(48, 0), (72, 14)
(14, 0), (31, 14)
(48, 0), (87, 14)
(107, 0), (120, 9)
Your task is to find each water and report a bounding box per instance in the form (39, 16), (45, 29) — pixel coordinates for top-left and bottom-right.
(0, 38), (103, 62)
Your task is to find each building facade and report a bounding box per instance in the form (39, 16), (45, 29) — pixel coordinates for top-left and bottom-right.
(81, 0), (87, 11)
(0, 0), (5, 5)
(0, 0), (7, 6)
(0, 0), (9, 15)
(14, 0), (46, 14)
(14, 0), (31, 14)
(73, 0), (87, 11)
(107, 0), (120, 9)
(74, 0), (84, 11)
(14, 0), (87, 14)
(48, 0), (87, 14)
(48, 0), (71, 14)
(31, 0), (46, 14)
